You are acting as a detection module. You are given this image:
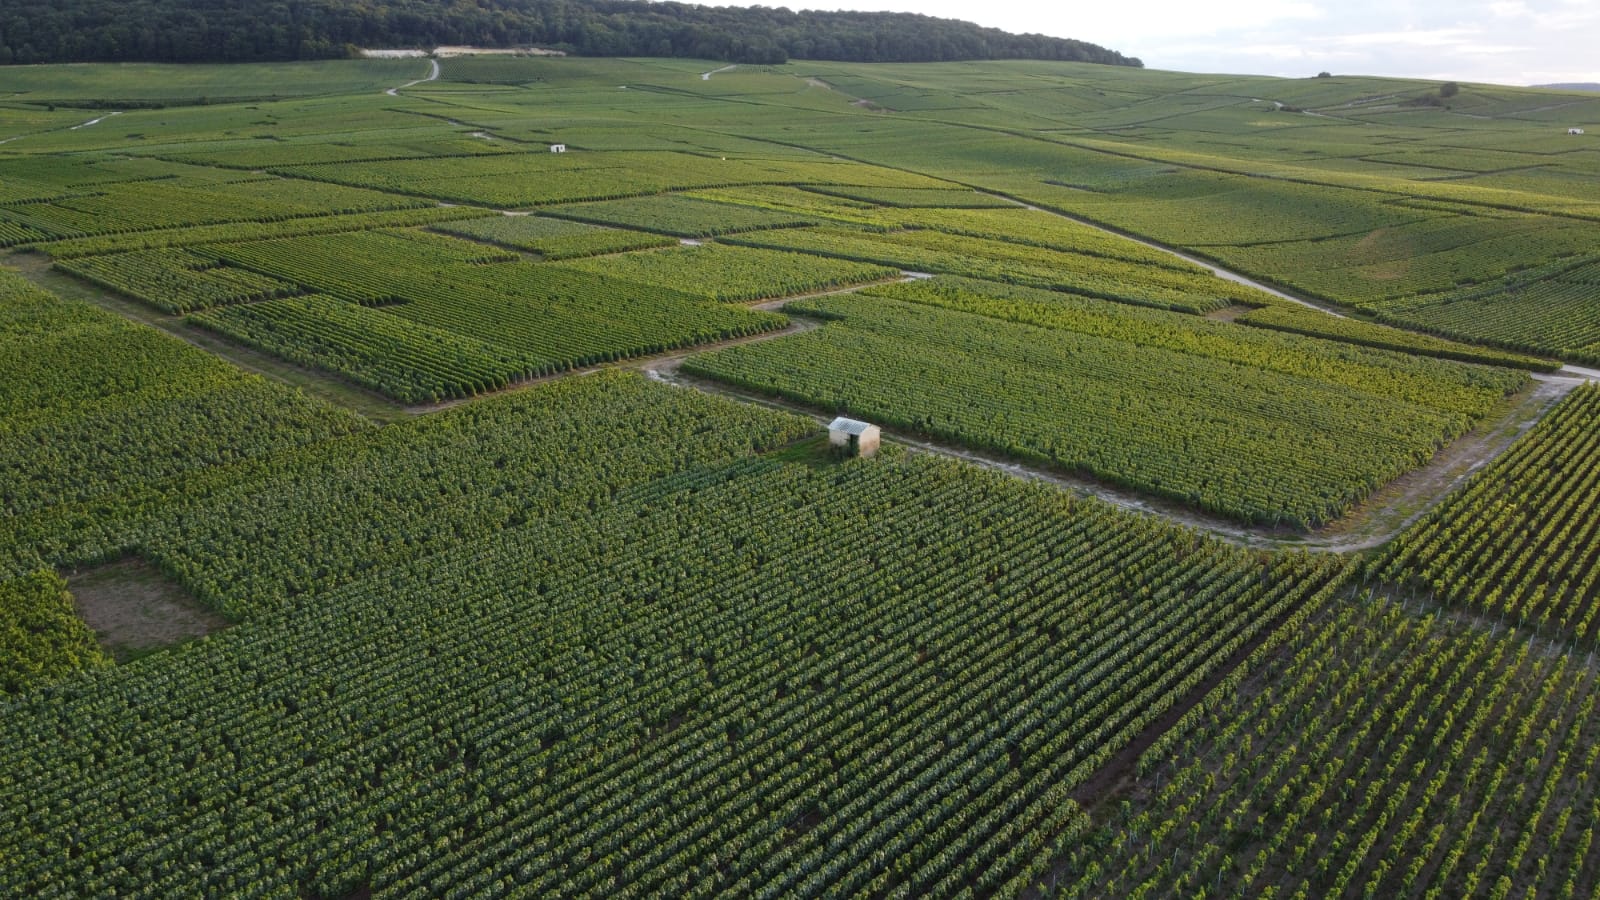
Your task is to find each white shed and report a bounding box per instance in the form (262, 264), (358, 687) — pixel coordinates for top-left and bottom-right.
(828, 417), (881, 458)
(1570, 128), (1586, 135)
(550, 143), (568, 153)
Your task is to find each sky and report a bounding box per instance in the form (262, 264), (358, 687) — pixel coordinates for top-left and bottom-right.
(713, 0), (1600, 86)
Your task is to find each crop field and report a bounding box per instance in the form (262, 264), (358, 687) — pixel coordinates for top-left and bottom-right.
(684, 279), (1525, 526)
(729, 226), (1264, 312)
(3, 53), (1599, 899)
(1066, 594), (1600, 898)
(0, 271), (364, 523)
(1372, 384), (1600, 642)
(552, 243), (898, 302)
(0, 361), (1353, 894)
(539, 194), (815, 237)
(196, 230), (787, 400)
(430, 214), (678, 258)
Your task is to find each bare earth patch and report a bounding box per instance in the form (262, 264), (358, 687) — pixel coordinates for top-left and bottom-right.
(68, 558), (227, 661)
(1203, 303), (1256, 321)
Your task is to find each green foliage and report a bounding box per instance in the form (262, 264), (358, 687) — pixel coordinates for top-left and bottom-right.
(542, 194), (814, 237)
(430, 214), (676, 259)
(0, 60), (423, 105)
(1077, 595), (1600, 897)
(1, 570), (110, 694)
(57, 248), (298, 313)
(1374, 257), (1600, 364)
(189, 295), (536, 403)
(888, 206), (1197, 270)
(1235, 304), (1559, 371)
(3, 55), (1600, 899)
(0, 450), (1348, 895)
(0, 176), (427, 240)
(0, 271), (364, 521)
(5, 370), (814, 617)
(274, 151), (944, 208)
(1211, 217), (1599, 311)
(554, 243), (897, 302)
(686, 281), (1524, 526)
(1373, 383), (1600, 641)
(198, 230), (785, 399)
(733, 226), (1286, 313)
(35, 205), (491, 259)
(802, 186), (1017, 208)
(0, 1), (1139, 67)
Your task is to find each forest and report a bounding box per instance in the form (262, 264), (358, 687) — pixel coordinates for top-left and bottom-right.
(0, 0), (1140, 66)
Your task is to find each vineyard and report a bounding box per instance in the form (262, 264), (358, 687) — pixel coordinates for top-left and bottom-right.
(1063, 594), (1600, 898)
(0, 270), (364, 523)
(0, 438), (1352, 896)
(684, 282), (1525, 526)
(3, 53), (1600, 900)
(430, 215), (677, 259)
(57, 248), (300, 313)
(0, 569), (109, 694)
(1371, 384), (1600, 643)
(539, 194), (815, 237)
(194, 231), (789, 400)
(729, 226), (1269, 313)
(1233, 303), (1558, 372)
(552, 243), (899, 303)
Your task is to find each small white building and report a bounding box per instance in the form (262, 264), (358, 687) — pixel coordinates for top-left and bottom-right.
(828, 417), (881, 458)
(550, 143), (567, 153)
(1569, 128), (1586, 135)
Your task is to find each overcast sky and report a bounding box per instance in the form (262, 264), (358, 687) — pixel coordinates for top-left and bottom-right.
(722, 0), (1600, 85)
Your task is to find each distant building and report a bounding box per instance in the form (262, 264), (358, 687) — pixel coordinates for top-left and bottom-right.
(550, 143), (568, 153)
(1570, 128), (1586, 135)
(828, 417), (881, 458)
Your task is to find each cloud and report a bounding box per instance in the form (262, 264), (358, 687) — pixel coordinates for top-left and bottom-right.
(1319, 29), (1531, 55)
(703, 0), (1599, 85)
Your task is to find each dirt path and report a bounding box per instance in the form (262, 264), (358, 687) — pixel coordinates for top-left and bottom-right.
(68, 111), (122, 130)
(386, 58), (441, 96)
(700, 65), (737, 81)
(1305, 373), (1581, 551)
(0, 110), (122, 146)
(68, 557), (227, 662)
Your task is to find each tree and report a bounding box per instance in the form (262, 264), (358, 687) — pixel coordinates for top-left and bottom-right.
(1440, 81), (1459, 98)
(1316, 71), (1331, 78)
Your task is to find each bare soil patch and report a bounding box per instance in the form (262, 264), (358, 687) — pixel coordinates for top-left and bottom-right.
(1203, 303), (1256, 321)
(68, 558), (227, 661)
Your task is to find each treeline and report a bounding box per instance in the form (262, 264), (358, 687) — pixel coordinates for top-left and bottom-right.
(0, 0), (1139, 67)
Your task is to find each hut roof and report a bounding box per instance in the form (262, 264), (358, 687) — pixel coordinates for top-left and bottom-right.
(828, 417), (875, 435)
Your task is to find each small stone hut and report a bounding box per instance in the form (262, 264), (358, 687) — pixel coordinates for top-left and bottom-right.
(828, 417), (881, 458)
(550, 143), (568, 152)
(1570, 128), (1586, 135)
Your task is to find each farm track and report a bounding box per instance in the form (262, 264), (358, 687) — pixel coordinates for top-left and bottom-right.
(0, 110), (121, 146)
(385, 58), (440, 96)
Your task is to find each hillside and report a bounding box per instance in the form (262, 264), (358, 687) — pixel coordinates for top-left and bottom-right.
(3, 57), (1599, 897)
(0, 0), (1139, 67)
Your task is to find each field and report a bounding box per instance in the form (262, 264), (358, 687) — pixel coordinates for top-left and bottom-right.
(685, 278), (1526, 526)
(2, 53), (1599, 898)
